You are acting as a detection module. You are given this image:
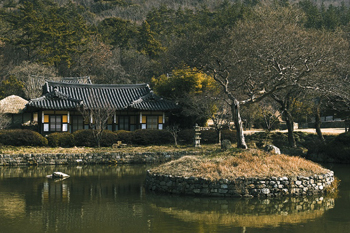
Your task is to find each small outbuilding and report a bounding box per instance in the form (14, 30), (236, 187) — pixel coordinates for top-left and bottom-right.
(0, 95), (30, 128)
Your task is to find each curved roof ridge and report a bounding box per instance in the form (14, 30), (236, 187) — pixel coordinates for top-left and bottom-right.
(46, 81), (149, 89)
(30, 89), (82, 104)
(130, 91), (158, 106)
(48, 89), (82, 103)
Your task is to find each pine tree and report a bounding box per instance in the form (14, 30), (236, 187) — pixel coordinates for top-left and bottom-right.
(137, 21), (164, 59)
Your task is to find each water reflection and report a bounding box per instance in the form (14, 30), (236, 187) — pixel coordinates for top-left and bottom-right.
(0, 165), (346, 233)
(0, 193), (26, 219)
(147, 194), (334, 228)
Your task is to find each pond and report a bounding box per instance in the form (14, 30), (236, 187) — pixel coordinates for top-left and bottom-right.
(0, 163), (349, 233)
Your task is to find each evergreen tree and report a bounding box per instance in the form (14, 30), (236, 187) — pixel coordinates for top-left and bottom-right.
(137, 21), (164, 58)
(0, 76), (25, 99)
(2, 0), (91, 69)
(98, 17), (137, 49)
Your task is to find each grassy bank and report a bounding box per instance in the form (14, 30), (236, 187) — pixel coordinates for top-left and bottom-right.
(149, 149), (330, 180)
(0, 145), (216, 155)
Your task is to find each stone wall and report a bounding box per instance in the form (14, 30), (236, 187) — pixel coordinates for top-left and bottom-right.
(144, 171), (335, 197)
(0, 151), (199, 166)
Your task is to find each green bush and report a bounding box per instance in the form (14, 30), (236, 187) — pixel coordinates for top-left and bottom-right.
(201, 129), (217, 144)
(73, 130), (96, 147)
(73, 129), (118, 147)
(333, 132), (350, 145)
(322, 132), (350, 162)
(178, 129), (194, 144)
(222, 129), (237, 143)
(0, 129), (48, 146)
(115, 130), (134, 144)
(132, 129), (172, 145)
(47, 132), (75, 147)
(100, 130), (118, 147)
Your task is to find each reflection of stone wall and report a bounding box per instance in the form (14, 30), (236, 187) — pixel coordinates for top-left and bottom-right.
(144, 171), (335, 197)
(0, 151), (196, 166)
(148, 195), (335, 228)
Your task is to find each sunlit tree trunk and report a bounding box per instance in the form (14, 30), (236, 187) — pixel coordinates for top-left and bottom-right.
(284, 110), (296, 148)
(232, 100), (247, 149)
(315, 99), (325, 143)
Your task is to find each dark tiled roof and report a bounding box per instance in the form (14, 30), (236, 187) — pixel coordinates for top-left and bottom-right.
(27, 81), (177, 111)
(130, 91), (177, 111)
(28, 88), (82, 110)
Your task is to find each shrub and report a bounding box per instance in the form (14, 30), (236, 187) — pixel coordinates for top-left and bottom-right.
(201, 129), (218, 144)
(333, 132), (350, 145)
(253, 115), (280, 130)
(47, 132), (75, 147)
(132, 129), (172, 145)
(115, 130), (134, 144)
(100, 130), (118, 147)
(0, 129), (48, 146)
(322, 132), (350, 162)
(178, 129), (194, 145)
(73, 129), (119, 147)
(222, 129), (237, 143)
(73, 129), (96, 147)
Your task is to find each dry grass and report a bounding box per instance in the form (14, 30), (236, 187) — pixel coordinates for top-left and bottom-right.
(0, 145), (331, 180)
(0, 144), (218, 155)
(150, 149), (330, 180)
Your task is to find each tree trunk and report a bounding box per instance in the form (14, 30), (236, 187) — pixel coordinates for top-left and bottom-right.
(232, 100), (248, 149)
(284, 111), (296, 148)
(217, 129), (222, 145)
(174, 135), (178, 146)
(315, 103), (325, 143)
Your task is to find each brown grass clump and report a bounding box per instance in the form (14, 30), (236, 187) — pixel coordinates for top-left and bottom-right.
(149, 149), (330, 180)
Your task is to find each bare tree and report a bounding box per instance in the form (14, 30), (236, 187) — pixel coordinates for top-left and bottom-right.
(8, 61), (58, 99)
(79, 93), (116, 147)
(210, 99), (231, 145)
(259, 100), (281, 134)
(207, 5), (346, 148)
(166, 124), (181, 146)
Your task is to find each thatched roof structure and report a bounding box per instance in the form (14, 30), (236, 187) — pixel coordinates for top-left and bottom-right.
(0, 95), (28, 114)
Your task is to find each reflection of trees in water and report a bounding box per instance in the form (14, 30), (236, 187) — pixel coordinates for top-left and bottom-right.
(0, 193), (26, 219)
(37, 165), (148, 204)
(28, 165), (148, 233)
(0, 165), (147, 179)
(147, 194), (335, 228)
(0, 165), (149, 233)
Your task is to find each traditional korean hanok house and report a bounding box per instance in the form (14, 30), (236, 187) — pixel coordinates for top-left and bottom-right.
(26, 81), (178, 134)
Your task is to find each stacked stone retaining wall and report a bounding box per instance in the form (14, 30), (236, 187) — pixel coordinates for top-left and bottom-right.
(0, 151), (198, 166)
(144, 171), (335, 197)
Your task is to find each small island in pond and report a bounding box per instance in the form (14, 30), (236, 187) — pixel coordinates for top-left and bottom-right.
(145, 149), (336, 198)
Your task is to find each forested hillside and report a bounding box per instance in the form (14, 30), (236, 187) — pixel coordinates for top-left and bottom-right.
(0, 0), (350, 146)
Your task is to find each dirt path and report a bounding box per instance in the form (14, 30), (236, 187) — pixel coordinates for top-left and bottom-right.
(244, 128), (346, 135)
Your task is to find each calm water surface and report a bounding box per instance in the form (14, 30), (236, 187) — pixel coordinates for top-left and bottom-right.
(0, 164), (349, 233)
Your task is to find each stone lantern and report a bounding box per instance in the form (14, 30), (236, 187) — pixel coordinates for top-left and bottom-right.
(194, 124), (201, 147)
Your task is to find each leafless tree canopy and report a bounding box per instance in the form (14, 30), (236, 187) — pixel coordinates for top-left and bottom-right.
(79, 93), (116, 147)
